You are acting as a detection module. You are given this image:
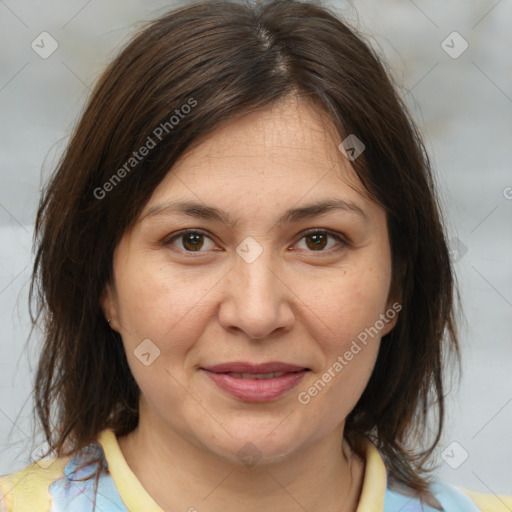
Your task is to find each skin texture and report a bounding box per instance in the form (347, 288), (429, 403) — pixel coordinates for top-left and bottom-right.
(101, 95), (399, 512)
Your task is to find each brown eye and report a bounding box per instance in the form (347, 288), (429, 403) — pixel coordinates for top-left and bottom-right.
(182, 232), (204, 251)
(165, 230), (216, 252)
(305, 232), (328, 250)
(295, 229), (348, 252)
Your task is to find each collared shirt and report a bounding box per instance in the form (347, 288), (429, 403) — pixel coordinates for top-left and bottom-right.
(1, 429), (510, 511)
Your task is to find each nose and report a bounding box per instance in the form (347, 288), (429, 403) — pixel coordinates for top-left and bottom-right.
(218, 247), (295, 341)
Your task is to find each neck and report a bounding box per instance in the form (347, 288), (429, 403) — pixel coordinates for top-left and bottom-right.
(117, 413), (364, 512)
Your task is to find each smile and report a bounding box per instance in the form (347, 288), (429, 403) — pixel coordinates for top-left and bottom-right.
(226, 371), (288, 379)
(201, 366), (309, 402)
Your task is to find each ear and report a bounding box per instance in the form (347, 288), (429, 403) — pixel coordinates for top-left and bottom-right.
(380, 299), (402, 337)
(381, 261), (406, 336)
(100, 281), (121, 332)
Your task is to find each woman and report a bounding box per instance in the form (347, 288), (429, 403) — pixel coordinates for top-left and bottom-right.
(1, 1), (510, 511)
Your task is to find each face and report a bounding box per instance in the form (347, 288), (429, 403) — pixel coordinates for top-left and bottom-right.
(101, 96), (398, 464)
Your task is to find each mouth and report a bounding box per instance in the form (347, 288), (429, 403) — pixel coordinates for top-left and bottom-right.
(218, 371), (294, 379)
(202, 361), (309, 374)
(200, 362), (310, 402)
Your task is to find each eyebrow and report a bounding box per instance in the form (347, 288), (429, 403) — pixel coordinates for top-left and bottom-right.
(141, 198), (369, 227)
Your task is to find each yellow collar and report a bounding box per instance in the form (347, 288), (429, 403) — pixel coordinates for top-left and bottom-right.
(97, 428), (388, 511)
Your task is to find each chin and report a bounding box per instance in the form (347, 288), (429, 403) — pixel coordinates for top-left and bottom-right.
(204, 425), (307, 467)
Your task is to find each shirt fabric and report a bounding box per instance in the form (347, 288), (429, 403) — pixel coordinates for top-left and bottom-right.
(0, 429), (510, 511)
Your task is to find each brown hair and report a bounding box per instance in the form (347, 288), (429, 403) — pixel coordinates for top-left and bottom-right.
(29, 0), (460, 503)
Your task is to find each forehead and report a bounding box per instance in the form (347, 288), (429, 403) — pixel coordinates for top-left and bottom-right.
(152, 96), (369, 201)
(193, 97), (337, 157)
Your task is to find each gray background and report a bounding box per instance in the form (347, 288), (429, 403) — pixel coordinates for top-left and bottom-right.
(1, 0), (511, 498)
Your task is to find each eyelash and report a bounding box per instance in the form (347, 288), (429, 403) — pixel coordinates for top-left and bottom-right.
(163, 228), (349, 255)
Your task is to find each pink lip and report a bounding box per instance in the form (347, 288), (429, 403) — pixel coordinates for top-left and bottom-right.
(201, 362), (309, 402)
(203, 361), (307, 373)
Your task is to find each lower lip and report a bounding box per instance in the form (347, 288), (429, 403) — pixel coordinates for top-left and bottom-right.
(202, 369), (308, 402)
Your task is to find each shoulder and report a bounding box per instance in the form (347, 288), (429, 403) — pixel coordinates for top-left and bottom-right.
(0, 457), (69, 512)
(439, 483), (512, 512)
(0, 438), (124, 512)
(384, 479), (512, 512)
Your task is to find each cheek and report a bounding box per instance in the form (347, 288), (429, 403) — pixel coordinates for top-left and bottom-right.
(319, 344), (380, 421)
(114, 257), (216, 347)
(299, 263), (391, 344)
(295, 262), (390, 404)
(297, 285), (383, 419)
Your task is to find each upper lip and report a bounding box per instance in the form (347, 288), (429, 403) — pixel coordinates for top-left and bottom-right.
(202, 362), (308, 373)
